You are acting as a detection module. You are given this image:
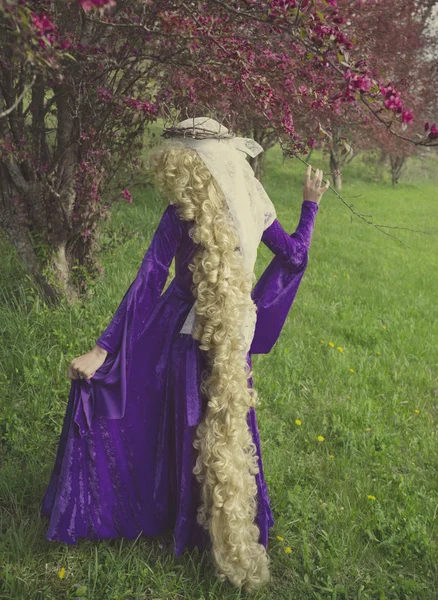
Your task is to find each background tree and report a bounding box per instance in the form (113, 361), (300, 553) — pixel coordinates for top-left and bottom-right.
(301, 0), (438, 189)
(1, 0), (436, 304)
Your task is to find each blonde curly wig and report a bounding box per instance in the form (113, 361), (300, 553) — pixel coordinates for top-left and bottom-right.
(148, 141), (271, 593)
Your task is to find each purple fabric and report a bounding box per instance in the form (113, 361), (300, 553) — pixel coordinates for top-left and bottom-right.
(40, 199), (318, 555)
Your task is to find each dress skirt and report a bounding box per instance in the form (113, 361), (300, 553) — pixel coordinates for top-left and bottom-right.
(40, 326), (274, 555)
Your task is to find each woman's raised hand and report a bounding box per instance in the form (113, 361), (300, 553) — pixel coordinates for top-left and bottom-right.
(303, 165), (330, 205)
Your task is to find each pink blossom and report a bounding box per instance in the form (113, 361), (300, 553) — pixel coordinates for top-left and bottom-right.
(428, 123), (438, 141)
(78, 0), (116, 13)
(31, 13), (56, 34)
(384, 94), (402, 112)
(124, 97), (158, 116)
(59, 38), (71, 50)
(98, 87), (114, 103)
(122, 188), (133, 203)
(401, 110), (414, 124)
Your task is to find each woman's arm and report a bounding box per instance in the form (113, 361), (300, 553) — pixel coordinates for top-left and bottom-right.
(260, 200), (319, 266)
(249, 200), (319, 355)
(249, 162), (328, 356)
(69, 203), (183, 380)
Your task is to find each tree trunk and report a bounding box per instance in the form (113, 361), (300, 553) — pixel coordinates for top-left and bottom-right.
(390, 155), (407, 186)
(0, 170), (61, 306)
(245, 121), (277, 182)
(249, 152), (265, 181)
(0, 75), (99, 305)
(0, 162), (82, 304)
(329, 149), (343, 190)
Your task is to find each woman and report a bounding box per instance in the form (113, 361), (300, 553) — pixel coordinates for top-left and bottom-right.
(41, 118), (329, 593)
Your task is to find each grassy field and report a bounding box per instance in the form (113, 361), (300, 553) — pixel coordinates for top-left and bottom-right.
(0, 142), (437, 600)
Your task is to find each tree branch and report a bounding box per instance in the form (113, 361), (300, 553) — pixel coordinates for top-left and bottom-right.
(0, 73), (36, 119)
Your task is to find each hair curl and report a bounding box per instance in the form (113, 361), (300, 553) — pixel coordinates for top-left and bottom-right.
(148, 142), (271, 593)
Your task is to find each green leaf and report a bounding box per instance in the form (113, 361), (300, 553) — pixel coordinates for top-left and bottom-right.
(75, 586), (88, 596)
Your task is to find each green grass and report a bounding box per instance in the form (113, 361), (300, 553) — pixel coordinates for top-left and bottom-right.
(0, 144), (437, 600)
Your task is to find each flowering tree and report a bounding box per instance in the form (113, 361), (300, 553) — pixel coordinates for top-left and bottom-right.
(0, 0), (437, 302)
(331, 0), (438, 187)
(283, 0), (438, 189)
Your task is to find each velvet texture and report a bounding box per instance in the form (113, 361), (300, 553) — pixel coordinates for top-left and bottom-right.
(40, 200), (318, 555)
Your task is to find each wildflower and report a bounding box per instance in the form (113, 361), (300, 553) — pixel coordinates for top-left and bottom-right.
(329, 454), (334, 459)
(276, 535), (285, 541)
(345, 273), (350, 278)
(284, 547), (292, 553)
(317, 435), (325, 442)
(365, 427), (371, 431)
(336, 346), (343, 352)
(350, 368), (355, 373)
(320, 340), (325, 344)
(381, 325), (387, 329)
(376, 351), (381, 355)
(58, 567), (66, 579)
(295, 419), (302, 426)
(328, 342), (335, 348)
(367, 495), (376, 501)
(414, 409), (420, 414)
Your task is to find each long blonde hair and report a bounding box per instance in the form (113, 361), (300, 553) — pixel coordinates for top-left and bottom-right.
(148, 141), (271, 593)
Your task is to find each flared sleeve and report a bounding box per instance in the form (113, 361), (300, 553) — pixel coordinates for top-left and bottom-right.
(250, 200), (318, 355)
(96, 203), (182, 355)
(73, 203), (182, 436)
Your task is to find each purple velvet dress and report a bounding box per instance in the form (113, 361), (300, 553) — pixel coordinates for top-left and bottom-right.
(40, 200), (318, 555)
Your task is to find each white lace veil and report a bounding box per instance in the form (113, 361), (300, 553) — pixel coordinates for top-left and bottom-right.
(161, 117), (277, 353)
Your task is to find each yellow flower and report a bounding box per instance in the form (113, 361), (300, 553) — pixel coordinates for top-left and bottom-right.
(345, 273), (350, 278)
(347, 396), (351, 400)
(376, 351), (381, 355)
(328, 342), (335, 348)
(367, 495), (376, 501)
(276, 535), (285, 541)
(295, 419), (302, 426)
(381, 325), (387, 329)
(317, 435), (325, 442)
(284, 547), (292, 554)
(320, 340), (325, 344)
(414, 409), (420, 414)
(350, 368), (355, 373)
(365, 427), (372, 431)
(336, 346), (343, 352)
(329, 454), (334, 459)
(58, 568), (66, 579)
